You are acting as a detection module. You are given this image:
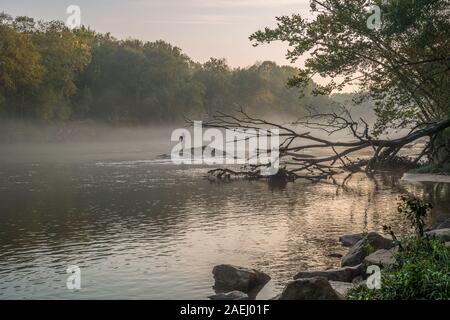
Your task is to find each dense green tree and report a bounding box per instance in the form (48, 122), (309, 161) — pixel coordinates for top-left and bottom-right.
(0, 13), (92, 120)
(31, 21), (92, 119)
(0, 12), (334, 124)
(250, 0), (449, 164)
(0, 14), (43, 117)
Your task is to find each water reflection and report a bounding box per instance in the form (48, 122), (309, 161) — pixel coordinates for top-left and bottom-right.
(0, 162), (448, 299)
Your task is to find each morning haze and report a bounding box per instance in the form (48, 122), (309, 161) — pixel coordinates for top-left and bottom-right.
(0, 0), (449, 304)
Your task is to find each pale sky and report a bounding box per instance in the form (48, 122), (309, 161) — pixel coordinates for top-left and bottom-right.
(2, 0), (313, 68)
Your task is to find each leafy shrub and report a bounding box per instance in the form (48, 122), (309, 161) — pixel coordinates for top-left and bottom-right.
(397, 195), (432, 237)
(348, 196), (450, 300)
(347, 237), (450, 300)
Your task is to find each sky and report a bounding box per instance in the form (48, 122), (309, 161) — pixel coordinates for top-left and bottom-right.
(1, 0), (313, 68)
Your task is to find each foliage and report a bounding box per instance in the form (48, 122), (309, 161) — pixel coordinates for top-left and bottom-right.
(349, 196), (449, 300)
(250, 0), (450, 135)
(347, 237), (450, 300)
(0, 16), (44, 117)
(0, 12), (333, 123)
(397, 195), (432, 237)
(0, 13), (93, 120)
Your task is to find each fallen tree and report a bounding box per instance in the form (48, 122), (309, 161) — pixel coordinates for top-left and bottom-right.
(248, 0), (450, 167)
(194, 107), (450, 185)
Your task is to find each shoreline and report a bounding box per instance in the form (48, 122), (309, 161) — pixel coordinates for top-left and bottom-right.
(401, 172), (450, 184)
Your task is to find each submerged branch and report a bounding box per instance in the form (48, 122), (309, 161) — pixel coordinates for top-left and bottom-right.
(189, 106), (450, 186)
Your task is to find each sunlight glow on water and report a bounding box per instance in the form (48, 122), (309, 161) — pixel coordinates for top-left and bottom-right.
(0, 161), (448, 299)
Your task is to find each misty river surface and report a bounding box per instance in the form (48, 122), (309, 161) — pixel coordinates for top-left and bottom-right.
(0, 138), (449, 299)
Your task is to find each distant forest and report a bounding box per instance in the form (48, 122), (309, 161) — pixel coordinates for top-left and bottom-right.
(0, 13), (338, 124)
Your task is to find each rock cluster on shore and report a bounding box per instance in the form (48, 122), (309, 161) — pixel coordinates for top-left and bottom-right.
(208, 264), (271, 300)
(209, 222), (450, 300)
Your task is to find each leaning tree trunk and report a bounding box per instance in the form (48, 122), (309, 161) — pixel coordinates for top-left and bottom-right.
(191, 107), (450, 183)
(430, 129), (450, 167)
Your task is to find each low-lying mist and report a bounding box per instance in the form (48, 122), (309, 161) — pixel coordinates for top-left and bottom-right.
(0, 102), (379, 165)
(0, 120), (181, 164)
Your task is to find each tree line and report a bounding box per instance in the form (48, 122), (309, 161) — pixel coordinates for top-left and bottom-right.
(0, 13), (333, 123)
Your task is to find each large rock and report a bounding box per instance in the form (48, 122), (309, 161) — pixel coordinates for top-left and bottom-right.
(364, 247), (398, 268)
(208, 291), (248, 300)
(212, 264), (270, 294)
(425, 228), (450, 242)
(329, 281), (355, 296)
(339, 233), (365, 247)
(279, 277), (344, 300)
(341, 232), (396, 267)
(294, 264), (364, 283)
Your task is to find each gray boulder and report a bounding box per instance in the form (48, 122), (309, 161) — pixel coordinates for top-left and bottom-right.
(212, 264), (270, 293)
(294, 264), (364, 283)
(279, 277), (344, 300)
(329, 281), (355, 296)
(341, 232), (396, 267)
(364, 247), (398, 268)
(339, 233), (366, 247)
(425, 228), (450, 242)
(208, 290), (248, 300)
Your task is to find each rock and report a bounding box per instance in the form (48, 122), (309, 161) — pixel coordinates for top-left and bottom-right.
(212, 264), (270, 294)
(425, 228), (450, 242)
(328, 253), (343, 258)
(279, 277), (344, 300)
(445, 242), (450, 248)
(352, 276), (364, 284)
(294, 264), (364, 283)
(341, 232), (396, 267)
(364, 247), (398, 268)
(208, 290), (248, 300)
(329, 281), (355, 296)
(339, 233), (366, 247)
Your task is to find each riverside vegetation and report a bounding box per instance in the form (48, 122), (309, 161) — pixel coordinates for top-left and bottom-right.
(210, 195), (450, 300)
(0, 12), (333, 123)
(347, 196), (450, 300)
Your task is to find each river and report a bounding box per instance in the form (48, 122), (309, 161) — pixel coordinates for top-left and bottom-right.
(0, 131), (449, 299)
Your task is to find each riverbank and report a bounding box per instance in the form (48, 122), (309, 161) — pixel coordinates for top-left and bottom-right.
(402, 172), (450, 183)
(209, 224), (450, 300)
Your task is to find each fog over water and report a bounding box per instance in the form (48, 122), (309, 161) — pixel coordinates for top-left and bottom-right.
(0, 121), (448, 299)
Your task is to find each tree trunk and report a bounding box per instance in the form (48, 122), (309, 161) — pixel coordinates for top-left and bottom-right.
(430, 129), (450, 167)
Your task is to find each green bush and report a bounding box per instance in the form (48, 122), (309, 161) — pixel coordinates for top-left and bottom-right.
(348, 195), (450, 300)
(347, 237), (450, 300)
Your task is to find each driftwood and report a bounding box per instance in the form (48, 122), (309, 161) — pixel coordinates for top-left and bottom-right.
(190, 106), (450, 185)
